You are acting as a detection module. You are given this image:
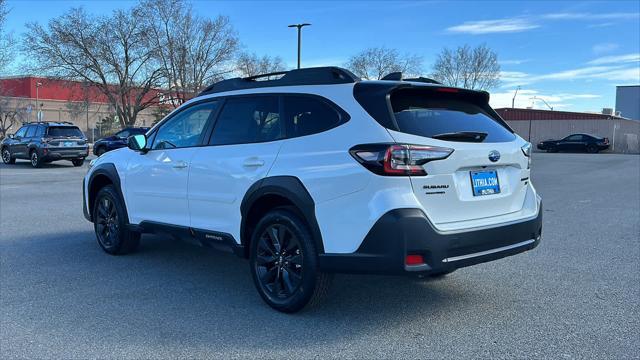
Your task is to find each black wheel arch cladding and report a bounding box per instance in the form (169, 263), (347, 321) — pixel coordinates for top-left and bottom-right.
(87, 163), (129, 223)
(240, 176), (325, 256)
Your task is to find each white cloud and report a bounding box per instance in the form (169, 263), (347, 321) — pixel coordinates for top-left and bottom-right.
(543, 12), (640, 20)
(592, 43), (619, 54)
(587, 53), (640, 65)
(446, 18), (539, 34)
(489, 88), (601, 110)
(500, 59), (531, 65)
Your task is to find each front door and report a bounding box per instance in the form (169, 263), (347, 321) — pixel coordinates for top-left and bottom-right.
(124, 101), (219, 227)
(9, 126), (28, 158)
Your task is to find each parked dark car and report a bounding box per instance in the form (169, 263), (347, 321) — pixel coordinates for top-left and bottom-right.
(537, 133), (610, 153)
(93, 127), (149, 156)
(1, 121), (89, 168)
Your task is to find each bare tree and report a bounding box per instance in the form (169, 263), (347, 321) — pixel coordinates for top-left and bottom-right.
(345, 47), (422, 80)
(431, 44), (500, 90)
(22, 7), (162, 128)
(0, 94), (27, 139)
(141, 0), (238, 108)
(0, 0), (15, 73)
(236, 52), (286, 77)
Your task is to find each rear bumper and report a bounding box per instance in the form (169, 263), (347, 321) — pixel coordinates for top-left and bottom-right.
(40, 147), (88, 161)
(318, 203), (542, 275)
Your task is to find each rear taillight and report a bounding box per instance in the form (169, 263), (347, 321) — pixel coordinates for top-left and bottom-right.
(350, 143), (453, 176)
(603, 138), (610, 145)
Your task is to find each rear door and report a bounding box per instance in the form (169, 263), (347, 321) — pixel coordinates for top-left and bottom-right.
(188, 95), (282, 238)
(384, 87), (529, 226)
(19, 125), (36, 157)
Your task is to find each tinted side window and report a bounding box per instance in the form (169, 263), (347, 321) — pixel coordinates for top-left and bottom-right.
(117, 130), (131, 138)
(14, 126), (27, 138)
(25, 125), (36, 138)
(282, 96), (342, 138)
(152, 102), (218, 150)
(35, 125), (45, 137)
(565, 135), (582, 141)
(210, 96), (281, 145)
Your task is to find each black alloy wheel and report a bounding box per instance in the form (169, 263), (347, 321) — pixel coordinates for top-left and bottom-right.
(2, 148), (14, 164)
(95, 196), (120, 251)
(93, 185), (140, 255)
(587, 144), (599, 153)
(250, 209), (332, 313)
(30, 151), (42, 168)
(255, 223), (304, 300)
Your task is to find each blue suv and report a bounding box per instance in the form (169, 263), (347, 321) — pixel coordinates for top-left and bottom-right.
(93, 127), (149, 156)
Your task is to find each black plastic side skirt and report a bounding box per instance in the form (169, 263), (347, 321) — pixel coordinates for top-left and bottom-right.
(134, 221), (245, 257)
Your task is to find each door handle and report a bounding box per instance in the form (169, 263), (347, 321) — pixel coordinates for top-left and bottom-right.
(243, 158), (265, 167)
(173, 161), (188, 169)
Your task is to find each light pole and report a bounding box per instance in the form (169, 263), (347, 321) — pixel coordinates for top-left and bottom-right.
(35, 82), (42, 121)
(511, 85), (520, 108)
(288, 23), (311, 69)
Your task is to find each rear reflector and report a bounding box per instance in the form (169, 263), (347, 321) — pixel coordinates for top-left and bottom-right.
(405, 254), (425, 266)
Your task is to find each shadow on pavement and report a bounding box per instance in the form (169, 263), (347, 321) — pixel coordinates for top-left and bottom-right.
(1, 229), (477, 352)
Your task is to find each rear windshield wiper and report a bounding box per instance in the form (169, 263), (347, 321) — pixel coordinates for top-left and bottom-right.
(431, 131), (488, 142)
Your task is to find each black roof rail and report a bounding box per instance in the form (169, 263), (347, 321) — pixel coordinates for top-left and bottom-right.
(380, 72), (442, 85)
(198, 66), (361, 96)
(24, 121), (75, 125)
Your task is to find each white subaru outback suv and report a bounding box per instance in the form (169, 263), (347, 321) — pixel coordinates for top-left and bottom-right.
(83, 67), (542, 312)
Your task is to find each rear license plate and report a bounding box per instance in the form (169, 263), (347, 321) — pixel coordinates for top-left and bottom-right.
(470, 170), (500, 196)
(64, 141), (74, 147)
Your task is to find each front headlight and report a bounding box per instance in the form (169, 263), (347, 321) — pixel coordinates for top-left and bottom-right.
(521, 142), (532, 169)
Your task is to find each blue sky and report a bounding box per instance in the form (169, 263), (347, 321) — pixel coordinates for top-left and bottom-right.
(3, 0), (640, 112)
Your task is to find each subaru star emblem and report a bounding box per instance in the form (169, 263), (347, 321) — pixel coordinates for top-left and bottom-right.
(488, 150), (500, 162)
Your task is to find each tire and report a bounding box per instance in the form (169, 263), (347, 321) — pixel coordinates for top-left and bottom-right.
(249, 208), (332, 313)
(1, 147), (15, 164)
(72, 158), (85, 167)
(93, 185), (140, 255)
(96, 146), (106, 156)
(586, 144), (599, 154)
(30, 150), (42, 168)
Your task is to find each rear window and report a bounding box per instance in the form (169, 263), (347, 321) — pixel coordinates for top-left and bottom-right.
(47, 126), (84, 138)
(390, 89), (515, 143)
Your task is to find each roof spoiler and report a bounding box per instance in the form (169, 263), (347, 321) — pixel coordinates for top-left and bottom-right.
(380, 72), (442, 84)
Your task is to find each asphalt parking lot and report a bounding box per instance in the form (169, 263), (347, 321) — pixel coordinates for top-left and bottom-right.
(1, 153), (639, 359)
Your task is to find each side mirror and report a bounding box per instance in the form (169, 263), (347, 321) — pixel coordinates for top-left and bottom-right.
(7, 134), (14, 139)
(127, 134), (147, 152)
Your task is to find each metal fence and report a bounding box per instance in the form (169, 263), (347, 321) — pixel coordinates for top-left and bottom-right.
(506, 118), (640, 154)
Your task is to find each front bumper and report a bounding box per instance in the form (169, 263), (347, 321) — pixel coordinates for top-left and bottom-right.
(40, 147), (88, 161)
(318, 204), (543, 275)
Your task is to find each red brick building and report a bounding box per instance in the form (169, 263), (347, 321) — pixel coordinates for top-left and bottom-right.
(0, 76), (165, 138)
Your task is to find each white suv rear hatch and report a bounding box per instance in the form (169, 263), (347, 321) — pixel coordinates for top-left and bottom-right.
(385, 87), (530, 227)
